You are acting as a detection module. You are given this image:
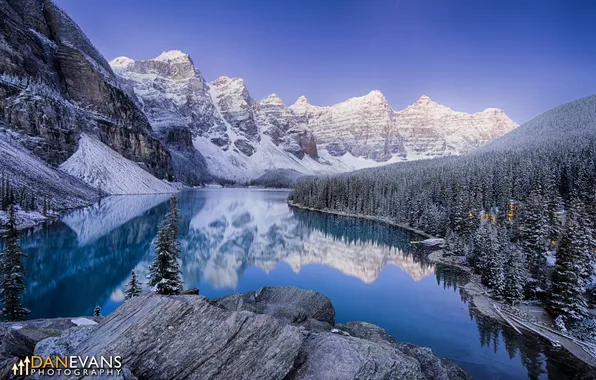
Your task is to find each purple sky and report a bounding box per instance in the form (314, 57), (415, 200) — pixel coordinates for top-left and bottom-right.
(54, 0), (596, 124)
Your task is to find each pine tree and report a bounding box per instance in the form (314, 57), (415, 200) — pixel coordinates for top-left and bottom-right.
(7, 185), (13, 207)
(94, 305), (101, 317)
(167, 195), (181, 241)
(471, 223), (490, 271)
(519, 191), (550, 285)
(125, 270), (142, 300)
(502, 244), (527, 304)
(0, 204), (30, 321)
(548, 210), (589, 325)
(484, 226), (505, 297)
(29, 194), (35, 212)
(570, 200), (595, 286)
(444, 228), (462, 256)
(148, 195), (183, 295)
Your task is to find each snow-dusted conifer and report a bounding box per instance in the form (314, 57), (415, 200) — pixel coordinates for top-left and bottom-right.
(0, 204), (30, 321)
(444, 228), (462, 256)
(125, 270), (142, 300)
(148, 195), (183, 295)
(503, 244), (527, 304)
(548, 209), (589, 325)
(554, 315), (568, 334)
(484, 226), (505, 297)
(94, 305), (101, 317)
(520, 190), (549, 284)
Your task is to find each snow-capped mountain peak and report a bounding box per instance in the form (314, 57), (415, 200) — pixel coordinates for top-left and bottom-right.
(261, 93), (285, 105)
(294, 95), (310, 105)
(364, 89), (386, 101)
(481, 107), (506, 114)
(109, 56), (135, 68)
(111, 49), (518, 181)
(417, 94), (432, 103)
(401, 95), (455, 118)
(341, 90), (388, 106)
(413, 95), (446, 109)
(155, 50), (191, 63)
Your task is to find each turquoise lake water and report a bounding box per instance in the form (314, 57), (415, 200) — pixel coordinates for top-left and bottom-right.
(19, 188), (594, 379)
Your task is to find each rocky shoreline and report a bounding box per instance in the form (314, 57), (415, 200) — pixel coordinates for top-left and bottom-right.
(0, 286), (471, 379)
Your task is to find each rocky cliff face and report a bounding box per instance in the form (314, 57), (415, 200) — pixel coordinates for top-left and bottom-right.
(113, 49), (516, 181)
(290, 93), (518, 162)
(395, 95), (519, 158)
(0, 1), (516, 185)
(111, 52), (322, 182)
(0, 0), (173, 179)
(290, 91), (404, 161)
(4, 287), (470, 379)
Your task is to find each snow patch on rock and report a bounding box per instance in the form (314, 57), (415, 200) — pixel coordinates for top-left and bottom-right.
(60, 134), (177, 195)
(70, 318), (98, 326)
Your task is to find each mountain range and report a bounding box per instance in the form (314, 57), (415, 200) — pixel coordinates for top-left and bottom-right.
(112, 50), (518, 182)
(0, 0), (517, 207)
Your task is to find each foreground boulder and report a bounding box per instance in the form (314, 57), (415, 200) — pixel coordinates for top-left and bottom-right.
(214, 286), (335, 325)
(11, 287), (470, 379)
(0, 317), (100, 378)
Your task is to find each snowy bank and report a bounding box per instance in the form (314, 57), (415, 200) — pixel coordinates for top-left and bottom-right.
(60, 134), (179, 195)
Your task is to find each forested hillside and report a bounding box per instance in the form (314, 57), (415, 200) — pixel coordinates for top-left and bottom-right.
(289, 95), (596, 333)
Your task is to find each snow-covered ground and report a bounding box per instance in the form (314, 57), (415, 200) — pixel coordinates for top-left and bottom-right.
(60, 134), (179, 195)
(0, 207), (50, 231)
(111, 51), (516, 183)
(193, 133), (411, 182)
(0, 128), (96, 212)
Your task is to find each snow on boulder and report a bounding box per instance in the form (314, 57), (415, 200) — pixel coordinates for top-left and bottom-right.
(60, 134), (177, 195)
(71, 318), (98, 326)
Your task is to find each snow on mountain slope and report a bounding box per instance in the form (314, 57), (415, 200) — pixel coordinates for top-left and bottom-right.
(60, 134), (178, 195)
(0, 127), (97, 210)
(478, 94), (596, 153)
(111, 50), (517, 181)
(110, 52), (361, 181)
(0, 0), (173, 179)
(395, 95), (518, 158)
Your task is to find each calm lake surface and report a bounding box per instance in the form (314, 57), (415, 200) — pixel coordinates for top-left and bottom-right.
(20, 188), (594, 379)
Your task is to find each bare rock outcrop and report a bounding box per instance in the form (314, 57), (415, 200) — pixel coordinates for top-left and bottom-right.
(17, 287), (471, 380)
(0, 0), (173, 180)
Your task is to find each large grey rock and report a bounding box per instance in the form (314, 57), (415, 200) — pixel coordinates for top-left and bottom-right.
(289, 332), (425, 380)
(72, 294), (303, 380)
(336, 321), (399, 348)
(0, 0), (173, 181)
(398, 343), (471, 380)
(34, 325), (96, 357)
(25, 288), (470, 380)
(215, 286), (336, 325)
(0, 317), (96, 376)
(334, 322), (471, 380)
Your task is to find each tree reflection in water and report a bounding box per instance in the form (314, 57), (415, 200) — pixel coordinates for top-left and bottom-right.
(434, 264), (595, 379)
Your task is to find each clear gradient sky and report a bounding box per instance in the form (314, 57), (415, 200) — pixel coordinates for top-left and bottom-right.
(54, 0), (596, 124)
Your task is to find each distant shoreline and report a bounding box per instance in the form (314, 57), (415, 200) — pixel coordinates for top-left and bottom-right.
(286, 201), (434, 239)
